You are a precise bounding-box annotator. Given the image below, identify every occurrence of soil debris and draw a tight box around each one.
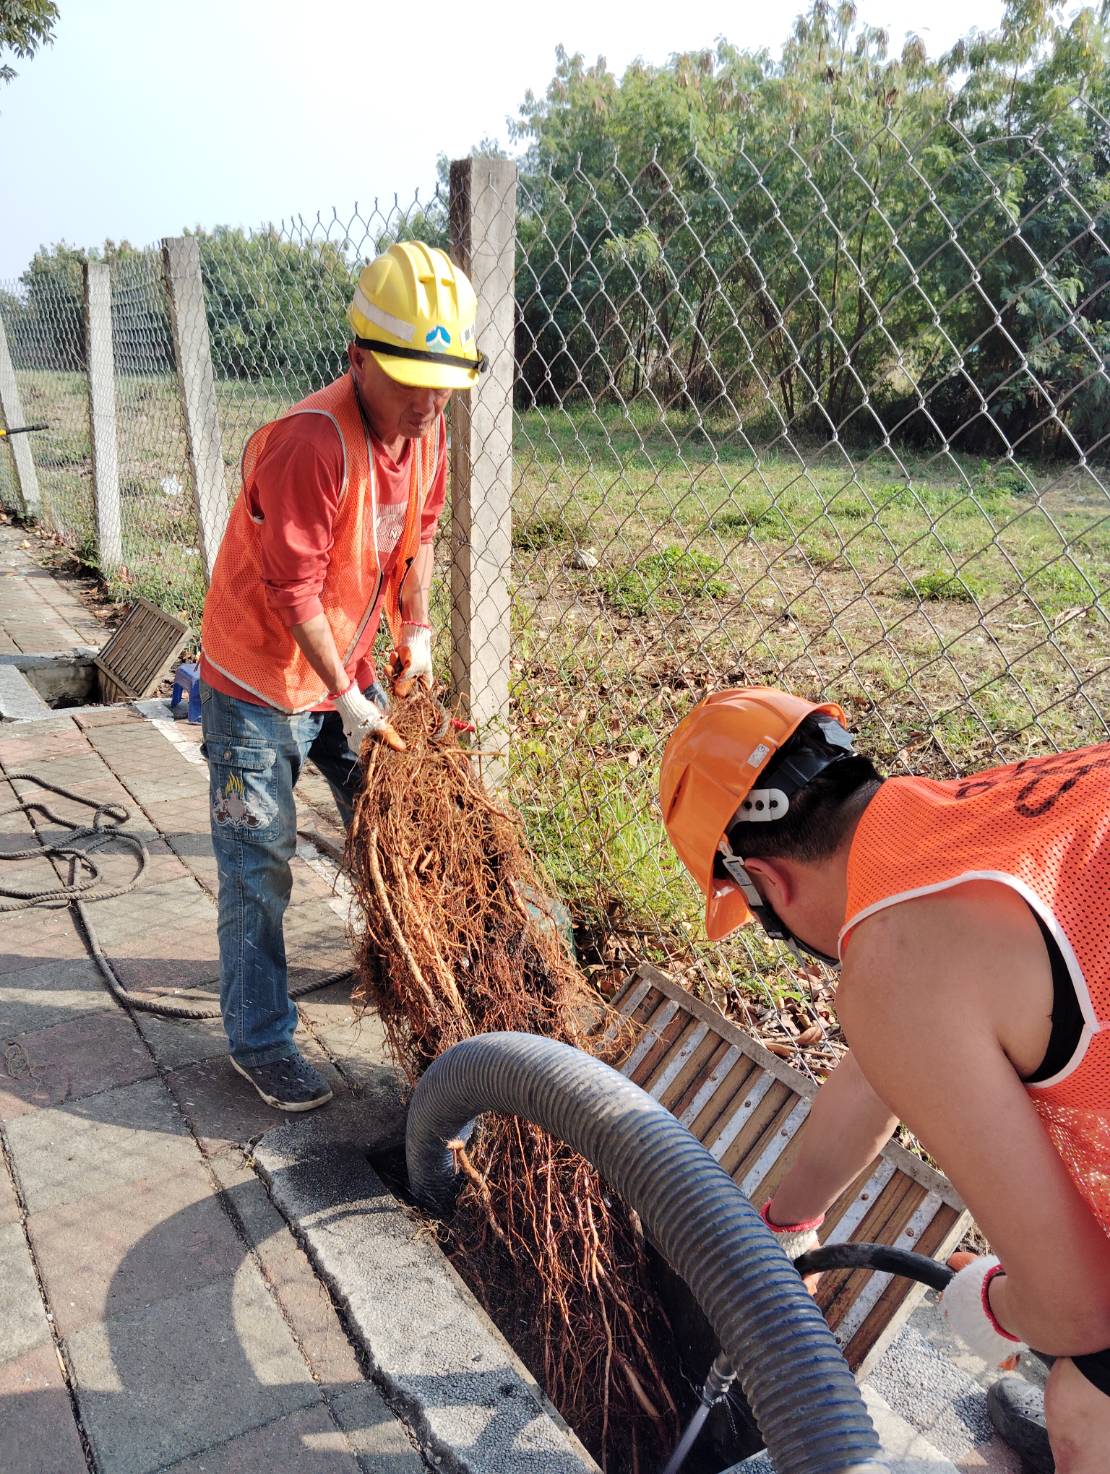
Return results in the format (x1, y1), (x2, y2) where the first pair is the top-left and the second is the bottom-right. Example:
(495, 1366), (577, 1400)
(347, 693), (677, 1469)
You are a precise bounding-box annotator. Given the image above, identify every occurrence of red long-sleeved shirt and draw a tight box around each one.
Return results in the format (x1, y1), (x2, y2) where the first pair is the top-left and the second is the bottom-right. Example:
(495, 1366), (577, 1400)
(200, 411), (446, 709)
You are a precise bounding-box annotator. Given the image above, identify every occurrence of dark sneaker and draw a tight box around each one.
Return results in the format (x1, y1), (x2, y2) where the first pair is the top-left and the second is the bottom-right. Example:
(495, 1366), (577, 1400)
(230, 1052), (333, 1111)
(988, 1374), (1053, 1473)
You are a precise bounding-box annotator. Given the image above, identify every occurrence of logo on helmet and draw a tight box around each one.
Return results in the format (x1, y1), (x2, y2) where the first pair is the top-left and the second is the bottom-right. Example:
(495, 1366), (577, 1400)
(425, 325), (452, 348)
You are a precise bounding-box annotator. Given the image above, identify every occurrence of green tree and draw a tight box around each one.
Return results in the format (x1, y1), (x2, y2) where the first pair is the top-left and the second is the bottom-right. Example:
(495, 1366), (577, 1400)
(0, 0), (58, 85)
(510, 1), (1108, 456)
(196, 227), (358, 388)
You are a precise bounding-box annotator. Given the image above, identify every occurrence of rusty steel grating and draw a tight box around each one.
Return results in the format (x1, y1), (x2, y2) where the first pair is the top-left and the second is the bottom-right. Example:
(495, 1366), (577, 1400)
(94, 598), (190, 704)
(615, 965), (969, 1376)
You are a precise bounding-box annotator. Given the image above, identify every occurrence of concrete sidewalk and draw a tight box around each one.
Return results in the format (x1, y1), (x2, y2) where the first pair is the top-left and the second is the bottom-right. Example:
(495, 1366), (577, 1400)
(0, 521), (433, 1472)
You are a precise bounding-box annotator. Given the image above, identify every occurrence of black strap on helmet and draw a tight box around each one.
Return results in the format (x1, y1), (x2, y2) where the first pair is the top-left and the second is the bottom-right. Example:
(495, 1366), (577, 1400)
(355, 336), (488, 374)
(717, 714), (859, 969)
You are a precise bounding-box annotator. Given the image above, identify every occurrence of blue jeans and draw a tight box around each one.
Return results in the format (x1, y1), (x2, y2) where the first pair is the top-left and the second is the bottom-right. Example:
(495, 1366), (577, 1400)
(199, 679), (383, 1065)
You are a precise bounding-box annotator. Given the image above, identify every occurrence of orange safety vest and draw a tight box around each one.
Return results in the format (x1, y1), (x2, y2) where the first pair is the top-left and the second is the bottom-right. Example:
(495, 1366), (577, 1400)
(841, 745), (1110, 1235)
(201, 374), (440, 713)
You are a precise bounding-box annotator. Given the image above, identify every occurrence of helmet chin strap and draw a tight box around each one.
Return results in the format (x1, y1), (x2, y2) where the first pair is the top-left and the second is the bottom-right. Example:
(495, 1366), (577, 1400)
(718, 847), (841, 969)
(716, 713), (856, 969)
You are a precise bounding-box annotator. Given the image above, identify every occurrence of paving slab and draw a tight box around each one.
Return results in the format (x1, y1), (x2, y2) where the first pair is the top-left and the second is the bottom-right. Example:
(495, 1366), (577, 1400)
(133, 1010), (230, 1070)
(331, 1384), (430, 1474)
(869, 1302), (1023, 1472)
(66, 1269), (321, 1474)
(206, 1154), (367, 1398)
(164, 1402), (365, 1474)
(4, 1074), (197, 1212)
(0, 665), (53, 721)
(254, 1100), (597, 1474)
(0, 1006), (156, 1120)
(0, 907), (85, 975)
(28, 1160), (247, 1337)
(0, 1220), (51, 1362)
(0, 956), (114, 1036)
(0, 1157), (19, 1225)
(0, 1340), (88, 1474)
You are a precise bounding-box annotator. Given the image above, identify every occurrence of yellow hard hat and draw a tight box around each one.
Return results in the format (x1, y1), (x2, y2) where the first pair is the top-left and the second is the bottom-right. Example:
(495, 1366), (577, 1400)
(347, 241), (486, 391)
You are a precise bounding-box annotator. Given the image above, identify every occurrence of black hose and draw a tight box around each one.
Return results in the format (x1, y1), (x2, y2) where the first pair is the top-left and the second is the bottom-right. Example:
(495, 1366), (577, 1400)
(405, 1031), (889, 1474)
(2, 774), (347, 1019)
(795, 1242), (954, 1293)
(795, 1241), (1054, 1369)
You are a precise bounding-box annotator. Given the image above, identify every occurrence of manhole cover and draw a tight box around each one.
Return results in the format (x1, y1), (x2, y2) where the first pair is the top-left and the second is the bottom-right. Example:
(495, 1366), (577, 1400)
(95, 598), (191, 703)
(616, 964), (970, 1375)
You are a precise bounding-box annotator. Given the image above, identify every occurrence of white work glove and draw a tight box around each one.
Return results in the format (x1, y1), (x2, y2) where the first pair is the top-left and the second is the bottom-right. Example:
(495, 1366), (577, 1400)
(333, 680), (405, 753)
(760, 1199), (823, 1259)
(390, 623), (433, 699)
(941, 1254), (1027, 1367)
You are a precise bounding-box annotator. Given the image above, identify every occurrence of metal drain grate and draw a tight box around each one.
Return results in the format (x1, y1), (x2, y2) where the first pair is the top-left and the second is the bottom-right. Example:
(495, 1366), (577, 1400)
(95, 598), (191, 704)
(615, 964), (969, 1375)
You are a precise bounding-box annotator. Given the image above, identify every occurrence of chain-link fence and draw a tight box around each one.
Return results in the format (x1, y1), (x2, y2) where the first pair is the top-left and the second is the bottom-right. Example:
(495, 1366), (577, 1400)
(0, 260), (92, 549)
(506, 95), (1109, 1010)
(0, 91), (1106, 1019)
(0, 191), (449, 623)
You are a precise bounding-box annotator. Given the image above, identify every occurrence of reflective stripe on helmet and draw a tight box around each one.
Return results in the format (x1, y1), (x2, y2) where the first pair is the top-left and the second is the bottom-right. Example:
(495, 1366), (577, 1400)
(351, 289), (416, 343)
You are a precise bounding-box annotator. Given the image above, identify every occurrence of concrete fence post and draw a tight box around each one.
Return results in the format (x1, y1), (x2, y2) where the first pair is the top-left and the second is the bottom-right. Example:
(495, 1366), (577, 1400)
(0, 311), (42, 519)
(83, 260), (123, 572)
(448, 157), (518, 771)
(162, 236), (229, 581)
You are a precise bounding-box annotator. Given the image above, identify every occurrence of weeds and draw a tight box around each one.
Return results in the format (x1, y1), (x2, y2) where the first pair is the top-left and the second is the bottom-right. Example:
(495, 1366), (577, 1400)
(596, 544), (729, 615)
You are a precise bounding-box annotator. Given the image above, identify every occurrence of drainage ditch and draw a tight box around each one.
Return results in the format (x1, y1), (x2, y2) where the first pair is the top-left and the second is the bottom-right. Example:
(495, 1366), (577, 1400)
(0, 651), (111, 720)
(368, 1140), (764, 1474)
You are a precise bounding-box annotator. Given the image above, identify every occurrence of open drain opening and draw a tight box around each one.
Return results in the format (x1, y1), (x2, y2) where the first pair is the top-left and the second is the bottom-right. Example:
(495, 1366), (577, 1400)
(0, 601), (192, 723)
(21, 657), (100, 709)
(366, 1139), (761, 1474)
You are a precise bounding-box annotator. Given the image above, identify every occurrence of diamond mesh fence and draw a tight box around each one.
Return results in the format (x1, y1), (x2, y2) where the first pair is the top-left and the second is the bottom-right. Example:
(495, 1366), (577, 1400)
(507, 99), (1109, 1016)
(0, 99), (1106, 1024)
(0, 260), (92, 544)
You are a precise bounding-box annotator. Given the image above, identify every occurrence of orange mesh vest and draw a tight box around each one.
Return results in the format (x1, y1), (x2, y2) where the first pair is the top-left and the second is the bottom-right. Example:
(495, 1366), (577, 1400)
(201, 374), (440, 713)
(841, 746), (1110, 1234)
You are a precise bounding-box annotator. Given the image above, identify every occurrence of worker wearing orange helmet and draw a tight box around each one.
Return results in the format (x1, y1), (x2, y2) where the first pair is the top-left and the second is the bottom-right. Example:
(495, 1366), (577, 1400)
(661, 689), (1110, 1473)
(199, 242), (484, 1112)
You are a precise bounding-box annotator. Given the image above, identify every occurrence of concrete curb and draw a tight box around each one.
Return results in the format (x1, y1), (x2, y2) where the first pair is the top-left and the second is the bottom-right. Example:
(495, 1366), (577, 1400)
(0, 665), (53, 721)
(253, 1099), (599, 1474)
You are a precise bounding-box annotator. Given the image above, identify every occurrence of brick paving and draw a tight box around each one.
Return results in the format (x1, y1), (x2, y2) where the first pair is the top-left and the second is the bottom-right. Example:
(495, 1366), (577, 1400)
(0, 526), (428, 1473)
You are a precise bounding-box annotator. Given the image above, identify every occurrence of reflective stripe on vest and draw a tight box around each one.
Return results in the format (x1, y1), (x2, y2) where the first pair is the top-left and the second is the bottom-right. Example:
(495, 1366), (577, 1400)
(841, 746), (1110, 1236)
(201, 374), (440, 713)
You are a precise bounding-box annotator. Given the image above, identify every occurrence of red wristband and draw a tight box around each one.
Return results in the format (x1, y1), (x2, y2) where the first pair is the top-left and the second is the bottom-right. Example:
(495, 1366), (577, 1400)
(981, 1263), (1020, 1341)
(401, 621), (431, 630)
(760, 1199), (825, 1234)
(327, 679), (356, 701)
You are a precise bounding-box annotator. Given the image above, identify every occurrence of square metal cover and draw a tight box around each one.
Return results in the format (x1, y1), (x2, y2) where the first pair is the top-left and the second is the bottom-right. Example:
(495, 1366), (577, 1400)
(95, 598), (191, 704)
(615, 964), (969, 1376)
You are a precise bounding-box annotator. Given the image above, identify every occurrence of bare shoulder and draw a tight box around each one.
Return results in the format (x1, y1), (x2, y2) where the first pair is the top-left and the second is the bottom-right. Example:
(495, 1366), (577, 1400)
(840, 879), (1050, 1065)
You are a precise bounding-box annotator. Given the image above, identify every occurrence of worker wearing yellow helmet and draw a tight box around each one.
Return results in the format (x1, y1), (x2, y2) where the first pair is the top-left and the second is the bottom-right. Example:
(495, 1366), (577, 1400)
(199, 241), (484, 1112)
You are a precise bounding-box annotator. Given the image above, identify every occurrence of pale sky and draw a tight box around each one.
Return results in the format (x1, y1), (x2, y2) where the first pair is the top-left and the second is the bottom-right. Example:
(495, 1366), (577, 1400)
(2, 0), (1020, 281)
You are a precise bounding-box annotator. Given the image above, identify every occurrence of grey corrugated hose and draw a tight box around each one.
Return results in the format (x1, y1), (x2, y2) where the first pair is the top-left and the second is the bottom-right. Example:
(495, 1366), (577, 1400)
(405, 1031), (891, 1474)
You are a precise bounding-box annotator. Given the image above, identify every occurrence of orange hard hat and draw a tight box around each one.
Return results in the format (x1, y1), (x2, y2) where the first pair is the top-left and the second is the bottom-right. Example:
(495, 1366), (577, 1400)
(659, 687), (848, 941)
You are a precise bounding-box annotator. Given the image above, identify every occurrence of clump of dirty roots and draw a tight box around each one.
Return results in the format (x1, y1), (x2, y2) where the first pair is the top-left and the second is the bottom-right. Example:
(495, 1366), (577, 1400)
(347, 692), (677, 1470)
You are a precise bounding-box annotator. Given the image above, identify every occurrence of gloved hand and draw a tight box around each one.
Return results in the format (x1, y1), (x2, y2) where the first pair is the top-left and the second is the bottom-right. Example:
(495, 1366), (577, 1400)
(391, 623), (433, 699)
(332, 680), (405, 753)
(761, 1200), (824, 1294)
(941, 1253), (1027, 1367)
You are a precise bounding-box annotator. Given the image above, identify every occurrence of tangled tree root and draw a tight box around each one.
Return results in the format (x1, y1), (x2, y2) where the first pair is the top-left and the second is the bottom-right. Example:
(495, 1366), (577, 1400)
(347, 694), (677, 1470)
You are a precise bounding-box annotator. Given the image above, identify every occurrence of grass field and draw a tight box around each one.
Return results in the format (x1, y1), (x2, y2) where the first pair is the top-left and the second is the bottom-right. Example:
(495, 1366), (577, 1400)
(4, 369), (1107, 1013)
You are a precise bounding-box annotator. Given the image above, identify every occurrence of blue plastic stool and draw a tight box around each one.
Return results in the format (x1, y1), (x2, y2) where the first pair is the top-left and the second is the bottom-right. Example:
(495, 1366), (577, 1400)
(170, 661), (202, 723)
